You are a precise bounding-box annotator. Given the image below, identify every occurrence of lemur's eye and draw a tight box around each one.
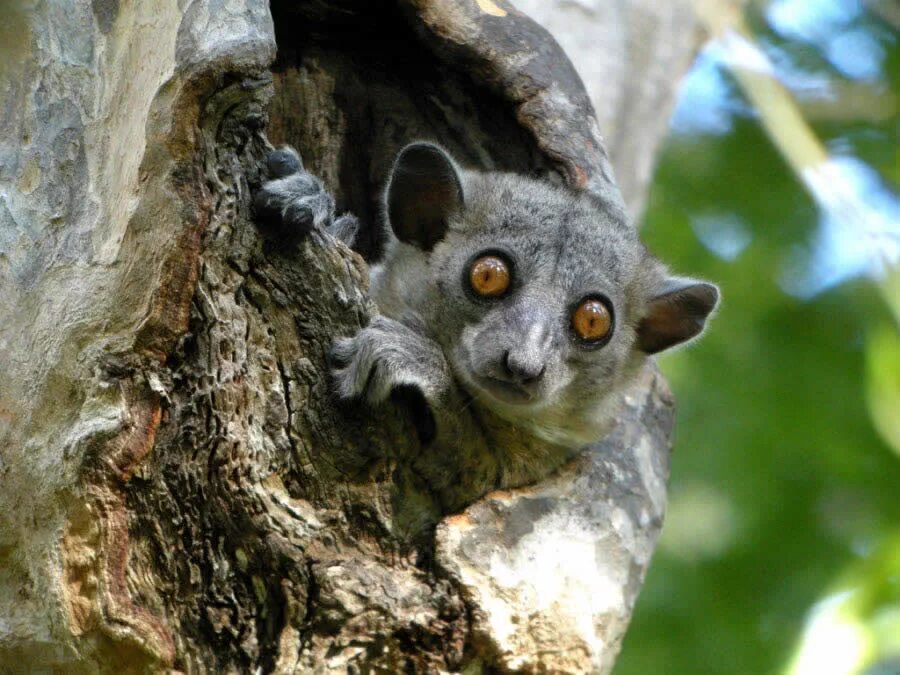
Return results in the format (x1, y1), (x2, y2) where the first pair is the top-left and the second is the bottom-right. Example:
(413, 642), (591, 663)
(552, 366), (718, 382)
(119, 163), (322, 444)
(572, 298), (613, 343)
(469, 255), (511, 297)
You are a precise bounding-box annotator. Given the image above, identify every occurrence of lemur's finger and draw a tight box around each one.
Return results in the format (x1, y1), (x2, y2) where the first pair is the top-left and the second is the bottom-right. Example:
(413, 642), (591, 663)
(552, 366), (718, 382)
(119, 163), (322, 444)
(252, 188), (284, 231)
(282, 201), (315, 232)
(327, 340), (353, 369)
(329, 214), (359, 247)
(266, 146), (302, 178)
(298, 193), (335, 229)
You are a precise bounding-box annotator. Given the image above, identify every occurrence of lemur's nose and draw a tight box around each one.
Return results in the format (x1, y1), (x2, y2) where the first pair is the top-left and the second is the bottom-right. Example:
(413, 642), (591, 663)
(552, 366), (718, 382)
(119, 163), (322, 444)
(502, 350), (546, 385)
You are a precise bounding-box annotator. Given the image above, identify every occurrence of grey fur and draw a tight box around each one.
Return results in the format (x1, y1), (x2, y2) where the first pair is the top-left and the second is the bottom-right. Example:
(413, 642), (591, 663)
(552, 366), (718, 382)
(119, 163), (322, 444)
(255, 143), (718, 517)
(254, 146), (358, 246)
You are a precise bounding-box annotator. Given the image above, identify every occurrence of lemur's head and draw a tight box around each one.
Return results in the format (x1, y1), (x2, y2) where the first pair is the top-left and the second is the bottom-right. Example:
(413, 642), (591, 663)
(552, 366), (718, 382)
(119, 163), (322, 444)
(384, 143), (718, 444)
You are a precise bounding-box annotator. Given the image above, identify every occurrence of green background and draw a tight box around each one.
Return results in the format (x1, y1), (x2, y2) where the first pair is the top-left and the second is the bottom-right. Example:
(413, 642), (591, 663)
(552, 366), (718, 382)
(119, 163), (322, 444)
(616, 1), (899, 673)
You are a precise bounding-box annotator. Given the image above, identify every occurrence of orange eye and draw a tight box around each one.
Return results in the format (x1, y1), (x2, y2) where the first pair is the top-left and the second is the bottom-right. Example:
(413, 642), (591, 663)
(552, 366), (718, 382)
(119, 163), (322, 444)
(572, 298), (612, 342)
(469, 255), (511, 297)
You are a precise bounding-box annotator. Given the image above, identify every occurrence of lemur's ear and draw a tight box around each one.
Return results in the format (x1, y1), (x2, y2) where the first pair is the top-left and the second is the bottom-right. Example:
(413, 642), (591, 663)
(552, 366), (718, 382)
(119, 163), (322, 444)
(637, 278), (719, 354)
(387, 142), (463, 250)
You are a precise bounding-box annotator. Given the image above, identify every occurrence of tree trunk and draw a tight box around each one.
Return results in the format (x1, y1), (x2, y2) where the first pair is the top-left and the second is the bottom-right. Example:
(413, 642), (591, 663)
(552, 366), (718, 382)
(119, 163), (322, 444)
(0, 0), (700, 672)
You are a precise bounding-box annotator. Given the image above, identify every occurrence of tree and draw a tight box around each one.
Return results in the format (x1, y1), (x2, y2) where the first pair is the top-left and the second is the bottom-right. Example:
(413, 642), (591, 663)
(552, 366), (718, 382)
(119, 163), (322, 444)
(0, 0), (702, 671)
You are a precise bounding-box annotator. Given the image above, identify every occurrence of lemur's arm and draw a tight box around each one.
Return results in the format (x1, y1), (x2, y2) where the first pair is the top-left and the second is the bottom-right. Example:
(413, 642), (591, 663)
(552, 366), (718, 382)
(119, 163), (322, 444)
(254, 147), (359, 246)
(254, 147), (458, 447)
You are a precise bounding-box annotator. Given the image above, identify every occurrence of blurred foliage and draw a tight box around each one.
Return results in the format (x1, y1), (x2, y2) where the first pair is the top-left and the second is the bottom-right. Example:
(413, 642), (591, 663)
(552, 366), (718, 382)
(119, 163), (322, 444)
(615, 1), (899, 673)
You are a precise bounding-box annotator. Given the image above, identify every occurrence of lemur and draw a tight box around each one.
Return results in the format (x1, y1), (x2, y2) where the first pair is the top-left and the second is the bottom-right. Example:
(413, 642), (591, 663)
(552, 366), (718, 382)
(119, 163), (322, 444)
(254, 143), (718, 524)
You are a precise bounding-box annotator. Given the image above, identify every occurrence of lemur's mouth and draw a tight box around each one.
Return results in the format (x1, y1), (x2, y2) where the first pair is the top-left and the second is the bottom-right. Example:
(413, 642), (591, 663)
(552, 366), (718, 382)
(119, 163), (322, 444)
(471, 375), (539, 406)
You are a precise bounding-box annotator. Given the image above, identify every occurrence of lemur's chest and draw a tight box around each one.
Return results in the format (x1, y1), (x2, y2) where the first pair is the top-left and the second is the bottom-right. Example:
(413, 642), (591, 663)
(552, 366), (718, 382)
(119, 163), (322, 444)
(460, 399), (579, 489)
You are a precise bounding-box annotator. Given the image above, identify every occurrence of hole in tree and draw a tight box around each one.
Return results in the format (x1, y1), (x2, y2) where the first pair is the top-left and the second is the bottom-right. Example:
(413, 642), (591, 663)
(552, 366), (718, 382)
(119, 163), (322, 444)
(267, 0), (547, 259)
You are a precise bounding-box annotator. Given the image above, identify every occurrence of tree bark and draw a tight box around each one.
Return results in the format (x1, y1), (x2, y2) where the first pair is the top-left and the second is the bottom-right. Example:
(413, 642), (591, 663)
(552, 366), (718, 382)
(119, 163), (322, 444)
(0, 0), (699, 672)
(511, 0), (705, 222)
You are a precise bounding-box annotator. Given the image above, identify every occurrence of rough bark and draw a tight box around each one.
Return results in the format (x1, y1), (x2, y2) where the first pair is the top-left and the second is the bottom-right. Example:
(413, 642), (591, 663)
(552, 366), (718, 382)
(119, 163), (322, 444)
(0, 0), (698, 672)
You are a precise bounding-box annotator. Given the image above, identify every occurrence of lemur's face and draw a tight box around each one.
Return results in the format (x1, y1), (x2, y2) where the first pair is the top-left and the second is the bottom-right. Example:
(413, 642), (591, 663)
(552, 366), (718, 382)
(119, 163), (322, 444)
(385, 143), (718, 438)
(428, 175), (645, 417)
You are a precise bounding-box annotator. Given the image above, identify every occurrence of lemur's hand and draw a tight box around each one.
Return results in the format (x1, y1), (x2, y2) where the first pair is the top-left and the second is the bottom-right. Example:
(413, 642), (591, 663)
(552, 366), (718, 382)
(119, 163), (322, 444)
(253, 146), (358, 246)
(330, 316), (452, 405)
(330, 316), (455, 445)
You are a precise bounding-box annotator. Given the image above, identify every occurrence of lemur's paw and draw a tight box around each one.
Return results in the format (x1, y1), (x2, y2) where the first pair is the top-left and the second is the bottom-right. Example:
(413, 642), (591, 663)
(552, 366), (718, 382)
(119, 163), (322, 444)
(329, 317), (430, 405)
(330, 320), (394, 405)
(254, 146), (359, 246)
(254, 146), (336, 239)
